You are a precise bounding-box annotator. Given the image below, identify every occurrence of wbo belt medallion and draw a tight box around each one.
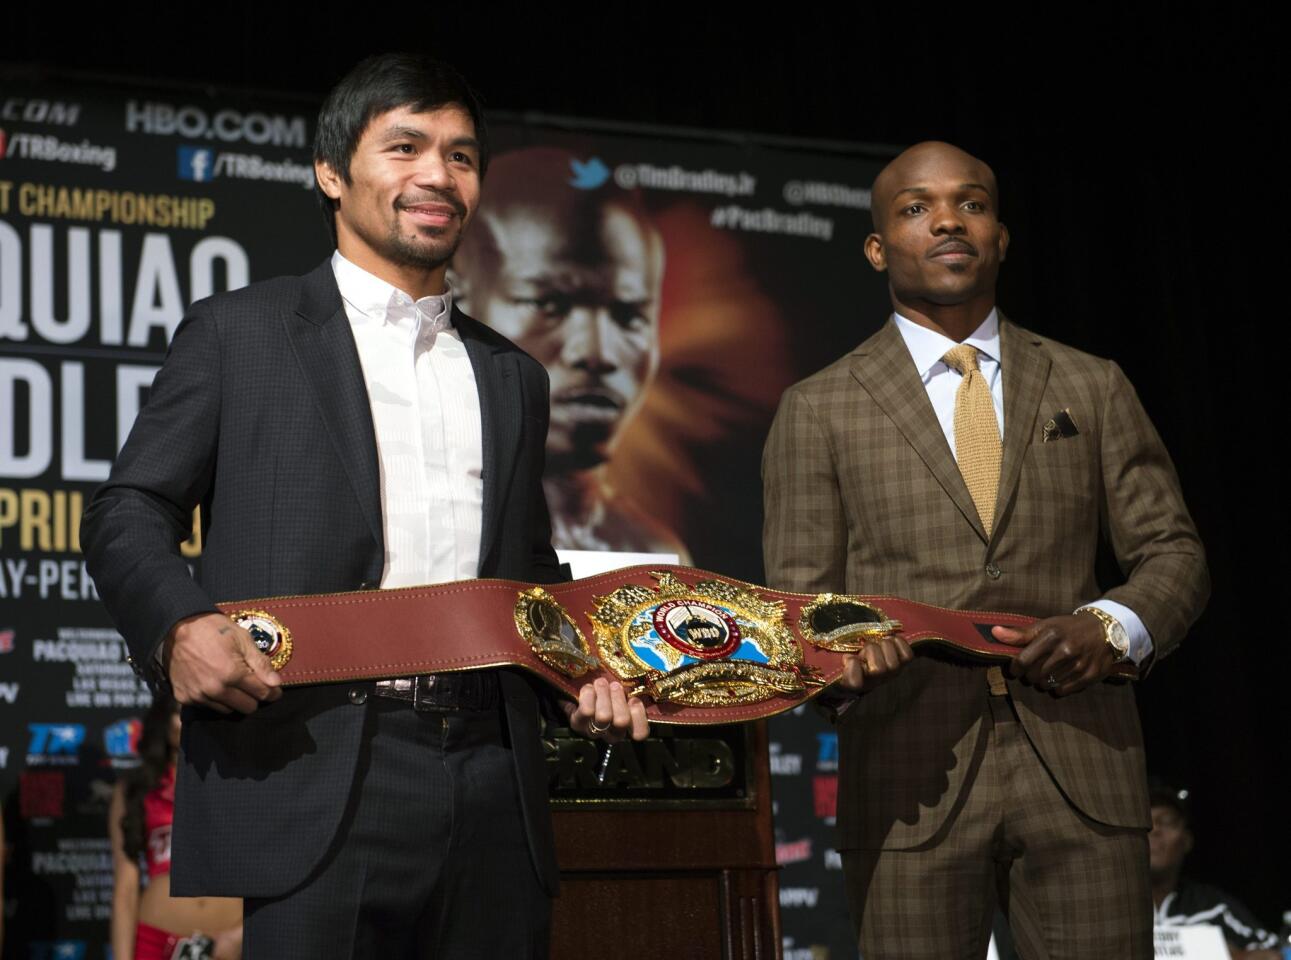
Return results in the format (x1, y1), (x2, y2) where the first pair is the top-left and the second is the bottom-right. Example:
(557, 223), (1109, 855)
(797, 593), (904, 651)
(519, 570), (824, 708)
(515, 586), (601, 678)
(228, 609), (293, 671)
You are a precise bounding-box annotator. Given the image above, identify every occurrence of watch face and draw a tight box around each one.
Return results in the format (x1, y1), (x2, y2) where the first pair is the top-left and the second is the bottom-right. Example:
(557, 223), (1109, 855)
(1106, 621), (1130, 658)
(1083, 607), (1129, 659)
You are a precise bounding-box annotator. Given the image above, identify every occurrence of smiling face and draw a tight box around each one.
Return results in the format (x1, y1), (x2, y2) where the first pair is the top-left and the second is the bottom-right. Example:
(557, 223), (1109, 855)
(315, 104), (481, 290)
(464, 196), (661, 472)
(864, 142), (1009, 317)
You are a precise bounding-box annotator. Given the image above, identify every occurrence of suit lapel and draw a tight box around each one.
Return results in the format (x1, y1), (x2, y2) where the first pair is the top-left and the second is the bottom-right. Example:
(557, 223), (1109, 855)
(850, 319), (988, 541)
(993, 318), (1052, 543)
(456, 308), (523, 571)
(283, 260), (384, 555)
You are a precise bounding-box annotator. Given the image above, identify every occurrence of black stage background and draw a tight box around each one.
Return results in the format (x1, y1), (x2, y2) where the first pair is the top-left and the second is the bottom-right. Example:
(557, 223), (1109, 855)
(4, 5), (1286, 955)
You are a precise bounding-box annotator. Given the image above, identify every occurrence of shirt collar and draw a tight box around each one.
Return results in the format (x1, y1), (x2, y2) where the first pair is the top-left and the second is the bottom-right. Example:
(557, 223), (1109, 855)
(331, 250), (455, 338)
(893, 308), (1000, 379)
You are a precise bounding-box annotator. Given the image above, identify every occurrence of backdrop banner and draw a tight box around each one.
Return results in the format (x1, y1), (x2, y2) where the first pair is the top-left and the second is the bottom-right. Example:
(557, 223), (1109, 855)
(1, 73), (891, 959)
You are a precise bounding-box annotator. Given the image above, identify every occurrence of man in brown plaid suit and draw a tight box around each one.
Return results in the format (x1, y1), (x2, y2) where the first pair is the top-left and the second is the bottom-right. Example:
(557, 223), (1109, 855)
(762, 142), (1208, 958)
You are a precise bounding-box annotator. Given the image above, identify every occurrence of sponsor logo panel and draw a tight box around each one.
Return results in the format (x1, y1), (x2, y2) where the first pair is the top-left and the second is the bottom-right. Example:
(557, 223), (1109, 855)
(783, 179), (871, 209)
(0, 185), (215, 228)
(126, 101), (308, 147)
(20, 769), (65, 818)
(76, 777), (117, 815)
(27, 722), (86, 764)
(102, 717), (142, 760)
(816, 731), (838, 771)
(769, 741), (803, 775)
(776, 837), (813, 865)
(0, 557), (102, 603)
(177, 145), (213, 182)
(1, 98), (81, 126)
(614, 162), (756, 197)
(29, 628), (151, 710)
(29, 941), (88, 960)
(813, 774), (838, 819)
(1, 133), (116, 172)
(779, 886), (820, 909)
(782, 941), (831, 960)
(32, 837), (115, 922)
(176, 146), (314, 189)
(568, 156), (610, 189)
(709, 204), (833, 241)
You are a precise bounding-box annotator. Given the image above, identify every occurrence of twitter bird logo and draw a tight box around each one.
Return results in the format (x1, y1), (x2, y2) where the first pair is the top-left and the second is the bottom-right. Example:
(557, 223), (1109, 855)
(569, 156), (611, 190)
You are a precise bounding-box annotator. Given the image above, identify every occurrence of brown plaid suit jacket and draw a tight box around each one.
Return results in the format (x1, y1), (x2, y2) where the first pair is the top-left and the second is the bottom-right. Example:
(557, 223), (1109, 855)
(763, 316), (1208, 850)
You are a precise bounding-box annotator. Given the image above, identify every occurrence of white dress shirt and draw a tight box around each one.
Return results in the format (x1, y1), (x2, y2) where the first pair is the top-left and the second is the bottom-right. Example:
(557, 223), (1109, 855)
(332, 251), (483, 589)
(893, 311), (1152, 664)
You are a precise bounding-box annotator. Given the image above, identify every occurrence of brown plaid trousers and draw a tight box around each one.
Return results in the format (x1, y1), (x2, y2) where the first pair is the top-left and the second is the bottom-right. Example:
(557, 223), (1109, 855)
(762, 317), (1209, 956)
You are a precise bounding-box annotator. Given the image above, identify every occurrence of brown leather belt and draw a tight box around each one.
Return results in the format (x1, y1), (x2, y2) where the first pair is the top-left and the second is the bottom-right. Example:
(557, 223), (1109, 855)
(217, 565), (1135, 725)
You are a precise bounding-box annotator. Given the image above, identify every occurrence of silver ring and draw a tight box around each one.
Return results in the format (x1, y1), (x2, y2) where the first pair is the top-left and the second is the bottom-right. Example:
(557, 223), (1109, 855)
(1045, 674), (1059, 688)
(588, 719), (610, 735)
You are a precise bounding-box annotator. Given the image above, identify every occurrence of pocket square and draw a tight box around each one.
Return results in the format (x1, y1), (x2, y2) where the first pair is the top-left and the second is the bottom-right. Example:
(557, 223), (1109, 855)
(1042, 408), (1080, 442)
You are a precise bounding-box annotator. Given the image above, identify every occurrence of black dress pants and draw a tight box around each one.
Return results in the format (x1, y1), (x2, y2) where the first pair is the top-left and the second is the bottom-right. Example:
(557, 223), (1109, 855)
(243, 696), (551, 959)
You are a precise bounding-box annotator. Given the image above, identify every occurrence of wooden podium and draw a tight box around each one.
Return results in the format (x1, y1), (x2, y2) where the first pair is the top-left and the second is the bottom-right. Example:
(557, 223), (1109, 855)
(546, 721), (780, 959)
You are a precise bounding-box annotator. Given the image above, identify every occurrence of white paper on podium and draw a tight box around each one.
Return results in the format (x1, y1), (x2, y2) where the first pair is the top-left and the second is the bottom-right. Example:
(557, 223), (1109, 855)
(1154, 924), (1232, 960)
(555, 549), (681, 579)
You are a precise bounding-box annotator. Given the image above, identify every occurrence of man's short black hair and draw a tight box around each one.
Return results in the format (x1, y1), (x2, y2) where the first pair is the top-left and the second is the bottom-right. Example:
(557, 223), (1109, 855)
(1148, 776), (1191, 825)
(313, 52), (489, 242)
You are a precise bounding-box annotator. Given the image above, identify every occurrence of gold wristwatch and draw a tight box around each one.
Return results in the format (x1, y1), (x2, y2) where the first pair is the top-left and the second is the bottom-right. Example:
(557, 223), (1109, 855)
(1077, 606), (1130, 662)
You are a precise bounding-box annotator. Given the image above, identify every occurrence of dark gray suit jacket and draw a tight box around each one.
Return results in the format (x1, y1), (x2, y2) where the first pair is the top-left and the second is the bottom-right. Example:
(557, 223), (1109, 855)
(82, 259), (566, 898)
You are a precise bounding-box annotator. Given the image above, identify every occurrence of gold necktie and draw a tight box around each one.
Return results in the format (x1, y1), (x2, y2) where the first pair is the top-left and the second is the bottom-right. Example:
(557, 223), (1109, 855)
(942, 344), (1002, 537)
(942, 344), (1008, 694)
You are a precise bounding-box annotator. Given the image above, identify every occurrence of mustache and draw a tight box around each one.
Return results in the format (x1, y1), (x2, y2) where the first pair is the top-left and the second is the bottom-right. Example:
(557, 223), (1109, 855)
(396, 191), (467, 218)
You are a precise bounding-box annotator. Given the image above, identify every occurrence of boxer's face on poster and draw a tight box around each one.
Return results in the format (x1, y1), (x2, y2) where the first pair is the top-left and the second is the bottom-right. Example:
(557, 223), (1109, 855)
(473, 204), (660, 469)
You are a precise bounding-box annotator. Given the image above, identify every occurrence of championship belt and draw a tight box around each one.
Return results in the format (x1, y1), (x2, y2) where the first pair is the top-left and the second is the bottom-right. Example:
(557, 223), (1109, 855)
(219, 565), (1136, 724)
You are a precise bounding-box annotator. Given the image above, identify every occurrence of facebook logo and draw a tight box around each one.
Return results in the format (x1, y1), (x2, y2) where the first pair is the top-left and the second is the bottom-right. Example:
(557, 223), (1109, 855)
(177, 145), (213, 182)
(28, 723), (86, 756)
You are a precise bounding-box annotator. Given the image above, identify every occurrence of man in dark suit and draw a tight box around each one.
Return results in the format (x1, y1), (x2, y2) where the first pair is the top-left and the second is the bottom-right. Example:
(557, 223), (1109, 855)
(83, 54), (645, 959)
(763, 142), (1208, 958)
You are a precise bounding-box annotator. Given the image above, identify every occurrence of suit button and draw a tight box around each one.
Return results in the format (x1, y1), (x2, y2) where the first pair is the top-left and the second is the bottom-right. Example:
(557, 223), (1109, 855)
(985, 562), (1002, 580)
(348, 687), (368, 705)
(358, 580), (376, 591)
